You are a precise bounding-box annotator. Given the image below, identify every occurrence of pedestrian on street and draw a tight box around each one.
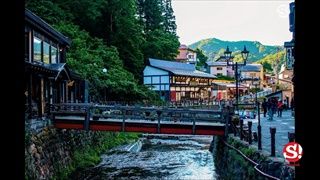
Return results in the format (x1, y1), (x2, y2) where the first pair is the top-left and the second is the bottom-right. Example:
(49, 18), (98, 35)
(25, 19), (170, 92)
(272, 98), (278, 116)
(262, 98), (268, 117)
(267, 98), (274, 120)
(277, 100), (284, 117)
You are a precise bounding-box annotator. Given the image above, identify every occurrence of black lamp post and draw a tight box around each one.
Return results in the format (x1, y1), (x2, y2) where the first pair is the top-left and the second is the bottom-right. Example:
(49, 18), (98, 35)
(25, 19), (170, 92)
(102, 68), (108, 102)
(241, 46), (249, 66)
(223, 46), (249, 111)
(253, 78), (262, 150)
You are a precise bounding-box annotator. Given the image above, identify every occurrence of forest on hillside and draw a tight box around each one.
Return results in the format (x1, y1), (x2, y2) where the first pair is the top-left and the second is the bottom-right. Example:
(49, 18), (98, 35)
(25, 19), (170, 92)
(189, 38), (286, 74)
(26, 0), (180, 103)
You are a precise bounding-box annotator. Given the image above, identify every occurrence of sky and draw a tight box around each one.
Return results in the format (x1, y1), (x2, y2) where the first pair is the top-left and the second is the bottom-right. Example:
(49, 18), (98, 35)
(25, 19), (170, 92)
(172, 0), (293, 46)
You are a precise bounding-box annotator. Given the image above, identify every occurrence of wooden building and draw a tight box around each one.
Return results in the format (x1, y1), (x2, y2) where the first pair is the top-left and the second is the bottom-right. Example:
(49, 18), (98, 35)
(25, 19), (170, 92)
(143, 58), (216, 104)
(25, 9), (86, 119)
(212, 82), (249, 101)
(175, 44), (197, 64)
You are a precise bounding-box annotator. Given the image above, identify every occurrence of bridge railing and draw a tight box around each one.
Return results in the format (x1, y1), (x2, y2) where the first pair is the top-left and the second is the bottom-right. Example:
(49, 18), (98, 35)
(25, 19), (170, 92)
(51, 103), (226, 123)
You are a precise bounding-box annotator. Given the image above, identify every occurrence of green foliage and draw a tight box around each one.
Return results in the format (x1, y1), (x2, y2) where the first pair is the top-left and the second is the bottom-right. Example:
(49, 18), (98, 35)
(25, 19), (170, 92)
(25, 0), (75, 24)
(195, 48), (208, 69)
(256, 50), (286, 73)
(53, 132), (140, 179)
(137, 0), (180, 63)
(26, 0), (178, 103)
(143, 29), (180, 61)
(261, 61), (273, 72)
(215, 74), (235, 81)
(163, 0), (177, 34)
(102, 0), (145, 80)
(189, 38), (284, 63)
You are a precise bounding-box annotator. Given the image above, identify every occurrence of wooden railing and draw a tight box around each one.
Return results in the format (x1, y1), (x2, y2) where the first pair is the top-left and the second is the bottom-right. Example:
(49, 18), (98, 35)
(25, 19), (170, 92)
(52, 103), (225, 122)
(50, 103), (229, 133)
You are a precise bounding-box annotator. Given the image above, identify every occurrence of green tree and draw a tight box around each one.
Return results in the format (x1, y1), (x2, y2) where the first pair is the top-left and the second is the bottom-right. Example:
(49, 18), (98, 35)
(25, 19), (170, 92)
(85, 0), (145, 80)
(25, 0), (161, 103)
(195, 48), (208, 69)
(143, 29), (179, 62)
(162, 0), (177, 34)
(138, 0), (164, 32)
(137, 0), (179, 62)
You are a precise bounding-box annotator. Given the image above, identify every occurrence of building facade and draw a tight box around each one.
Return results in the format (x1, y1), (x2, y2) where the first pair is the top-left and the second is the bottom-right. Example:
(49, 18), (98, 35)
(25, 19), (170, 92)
(283, 1), (295, 107)
(206, 61), (234, 77)
(144, 58), (216, 104)
(175, 44), (197, 64)
(25, 9), (86, 119)
(240, 64), (264, 88)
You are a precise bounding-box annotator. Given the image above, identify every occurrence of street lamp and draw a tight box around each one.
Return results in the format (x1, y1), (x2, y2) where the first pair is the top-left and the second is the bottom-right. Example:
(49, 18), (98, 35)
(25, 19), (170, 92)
(222, 46), (249, 110)
(102, 68), (108, 102)
(252, 77), (262, 150)
(241, 46), (249, 66)
(224, 46), (232, 64)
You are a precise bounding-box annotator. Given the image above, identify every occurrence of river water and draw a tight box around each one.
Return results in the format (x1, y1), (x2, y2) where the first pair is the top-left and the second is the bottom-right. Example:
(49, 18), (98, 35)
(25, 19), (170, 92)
(72, 135), (218, 180)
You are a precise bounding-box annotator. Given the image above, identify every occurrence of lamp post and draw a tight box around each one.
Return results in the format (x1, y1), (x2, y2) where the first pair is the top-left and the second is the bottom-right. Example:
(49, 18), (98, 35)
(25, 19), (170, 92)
(253, 78), (262, 150)
(102, 68), (108, 102)
(223, 46), (249, 111)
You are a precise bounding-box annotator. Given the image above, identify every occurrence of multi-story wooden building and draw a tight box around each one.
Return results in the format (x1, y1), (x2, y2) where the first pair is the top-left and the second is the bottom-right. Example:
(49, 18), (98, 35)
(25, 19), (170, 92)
(25, 9), (86, 119)
(143, 58), (216, 104)
(175, 44), (197, 64)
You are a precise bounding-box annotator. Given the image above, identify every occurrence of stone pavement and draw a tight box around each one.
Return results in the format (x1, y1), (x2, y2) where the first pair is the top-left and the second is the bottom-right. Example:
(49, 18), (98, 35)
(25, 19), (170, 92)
(242, 110), (295, 157)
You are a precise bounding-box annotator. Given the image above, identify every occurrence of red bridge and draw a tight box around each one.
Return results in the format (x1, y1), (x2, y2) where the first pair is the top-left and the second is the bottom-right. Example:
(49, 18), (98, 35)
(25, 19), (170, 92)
(51, 104), (231, 136)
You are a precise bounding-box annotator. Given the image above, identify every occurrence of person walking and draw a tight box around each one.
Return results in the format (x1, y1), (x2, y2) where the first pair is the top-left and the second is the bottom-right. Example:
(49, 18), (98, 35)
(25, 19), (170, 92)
(262, 98), (268, 117)
(267, 98), (274, 120)
(277, 100), (284, 117)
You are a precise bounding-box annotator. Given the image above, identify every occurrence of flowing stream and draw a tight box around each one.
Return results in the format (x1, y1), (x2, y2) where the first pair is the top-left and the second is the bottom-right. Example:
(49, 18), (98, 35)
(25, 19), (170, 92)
(72, 135), (218, 180)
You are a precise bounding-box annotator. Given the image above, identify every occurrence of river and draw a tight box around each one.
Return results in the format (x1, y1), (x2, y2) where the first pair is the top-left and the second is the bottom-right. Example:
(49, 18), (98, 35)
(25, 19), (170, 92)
(72, 135), (218, 179)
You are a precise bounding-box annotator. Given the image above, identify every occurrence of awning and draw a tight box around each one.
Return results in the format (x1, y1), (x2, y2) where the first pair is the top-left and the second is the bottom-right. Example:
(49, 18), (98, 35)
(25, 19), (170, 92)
(25, 61), (71, 81)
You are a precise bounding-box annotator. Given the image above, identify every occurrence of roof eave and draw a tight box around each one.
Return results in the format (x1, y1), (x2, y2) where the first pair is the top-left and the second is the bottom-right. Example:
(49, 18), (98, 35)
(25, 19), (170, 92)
(25, 9), (71, 46)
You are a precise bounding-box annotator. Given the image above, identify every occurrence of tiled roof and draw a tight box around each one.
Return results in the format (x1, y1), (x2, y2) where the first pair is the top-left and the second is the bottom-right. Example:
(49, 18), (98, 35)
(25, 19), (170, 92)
(240, 64), (262, 72)
(150, 58), (195, 71)
(149, 58), (216, 78)
(206, 61), (228, 66)
(25, 9), (71, 45)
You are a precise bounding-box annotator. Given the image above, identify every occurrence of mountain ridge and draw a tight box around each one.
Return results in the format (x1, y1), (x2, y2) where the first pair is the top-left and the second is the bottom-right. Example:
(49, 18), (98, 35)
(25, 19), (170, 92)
(188, 37), (284, 63)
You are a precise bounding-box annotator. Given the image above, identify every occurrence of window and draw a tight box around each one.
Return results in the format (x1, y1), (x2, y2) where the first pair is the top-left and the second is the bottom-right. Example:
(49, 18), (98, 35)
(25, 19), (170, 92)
(33, 37), (42, 61)
(51, 46), (58, 63)
(43, 42), (50, 64)
(25, 32), (29, 61)
(217, 67), (223, 70)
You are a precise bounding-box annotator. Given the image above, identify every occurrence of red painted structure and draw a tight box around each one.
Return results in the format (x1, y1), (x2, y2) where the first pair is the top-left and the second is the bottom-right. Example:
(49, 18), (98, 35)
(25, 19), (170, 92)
(53, 118), (225, 136)
(50, 103), (228, 136)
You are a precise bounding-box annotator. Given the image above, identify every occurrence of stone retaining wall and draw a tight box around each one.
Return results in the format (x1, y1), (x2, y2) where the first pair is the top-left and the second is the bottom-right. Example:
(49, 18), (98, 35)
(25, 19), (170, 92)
(212, 136), (295, 180)
(24, 124), (135, 179)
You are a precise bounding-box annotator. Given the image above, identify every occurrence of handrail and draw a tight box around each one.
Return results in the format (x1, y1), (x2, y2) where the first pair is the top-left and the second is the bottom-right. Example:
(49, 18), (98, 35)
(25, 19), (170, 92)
(52, 103), (226, 123)
(223, 140), (280, 180)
